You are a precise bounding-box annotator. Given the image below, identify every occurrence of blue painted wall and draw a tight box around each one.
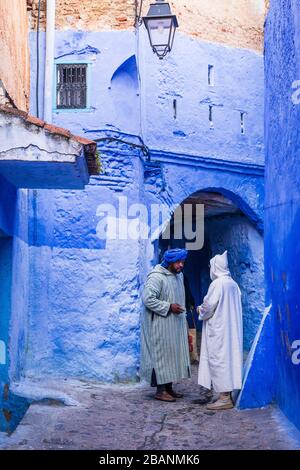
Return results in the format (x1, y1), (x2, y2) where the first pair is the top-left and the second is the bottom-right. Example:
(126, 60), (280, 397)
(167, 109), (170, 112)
(29, 31), (140, 135)
(0, 175), (16, 237)
(238, 0), (300, 430)
(140, 31), (264, 165)
(0, 187), (30, 433)
(0, 236), (13, 431)
(25, 29), (265, 384)
(29, 29), (264, 164)
(22, 141), (264, 382)
(264, 0), (300, 430)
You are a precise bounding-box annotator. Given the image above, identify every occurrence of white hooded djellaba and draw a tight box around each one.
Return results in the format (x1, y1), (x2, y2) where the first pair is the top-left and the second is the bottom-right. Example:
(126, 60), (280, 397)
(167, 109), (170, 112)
(197, 251), (243, 393)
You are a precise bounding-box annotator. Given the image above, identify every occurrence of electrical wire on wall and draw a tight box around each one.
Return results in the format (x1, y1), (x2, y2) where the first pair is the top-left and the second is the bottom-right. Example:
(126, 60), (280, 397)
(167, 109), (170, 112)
(36, 0), (41, 118)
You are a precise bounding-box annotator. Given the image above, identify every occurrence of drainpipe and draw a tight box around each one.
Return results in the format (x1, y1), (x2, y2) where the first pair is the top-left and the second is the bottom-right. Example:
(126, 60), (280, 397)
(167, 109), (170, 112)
(43, 0), (56, 123)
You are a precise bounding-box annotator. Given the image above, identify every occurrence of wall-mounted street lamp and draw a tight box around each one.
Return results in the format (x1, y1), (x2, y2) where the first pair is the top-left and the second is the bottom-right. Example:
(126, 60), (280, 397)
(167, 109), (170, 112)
(136, 0), (179, 60)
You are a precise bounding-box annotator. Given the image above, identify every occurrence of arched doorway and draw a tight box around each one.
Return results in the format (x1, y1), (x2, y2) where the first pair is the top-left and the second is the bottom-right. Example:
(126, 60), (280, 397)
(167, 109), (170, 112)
(158, 189), (264, 357)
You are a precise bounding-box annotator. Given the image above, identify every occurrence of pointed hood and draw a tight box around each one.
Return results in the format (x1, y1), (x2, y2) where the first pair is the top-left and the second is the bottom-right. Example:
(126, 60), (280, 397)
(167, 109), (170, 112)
(209, 251), (231, 281)
(148, 264), (174, 277)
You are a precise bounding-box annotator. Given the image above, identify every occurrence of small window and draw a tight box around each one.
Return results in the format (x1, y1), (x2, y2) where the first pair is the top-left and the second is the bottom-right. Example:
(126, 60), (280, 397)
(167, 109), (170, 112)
(56, 63), (87, 109)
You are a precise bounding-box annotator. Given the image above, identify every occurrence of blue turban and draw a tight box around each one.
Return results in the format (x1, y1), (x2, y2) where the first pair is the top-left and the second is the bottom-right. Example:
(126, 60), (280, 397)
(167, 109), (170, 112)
(161, 248), (188, 268)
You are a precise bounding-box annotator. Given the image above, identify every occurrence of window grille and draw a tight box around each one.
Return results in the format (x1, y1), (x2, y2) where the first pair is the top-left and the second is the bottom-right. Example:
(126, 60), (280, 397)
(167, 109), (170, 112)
(56, 64), (87, 109)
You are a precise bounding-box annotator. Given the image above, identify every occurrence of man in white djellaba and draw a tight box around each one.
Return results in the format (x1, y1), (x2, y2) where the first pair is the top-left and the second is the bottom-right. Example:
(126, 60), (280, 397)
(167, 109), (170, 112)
(196, 251), (243, 410)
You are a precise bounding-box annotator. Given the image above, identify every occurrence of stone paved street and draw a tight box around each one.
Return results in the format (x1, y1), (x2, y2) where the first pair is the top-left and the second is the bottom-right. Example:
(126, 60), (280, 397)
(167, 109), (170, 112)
(1, 366), (300, 450)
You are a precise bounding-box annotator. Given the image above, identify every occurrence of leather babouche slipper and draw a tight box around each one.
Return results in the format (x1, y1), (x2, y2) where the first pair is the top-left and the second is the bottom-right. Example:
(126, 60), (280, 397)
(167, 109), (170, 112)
(154, 391), (176, 402)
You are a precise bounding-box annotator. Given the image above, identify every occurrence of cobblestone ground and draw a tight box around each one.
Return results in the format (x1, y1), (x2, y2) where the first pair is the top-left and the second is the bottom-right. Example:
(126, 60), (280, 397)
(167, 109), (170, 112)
(1, 366), (300, 450)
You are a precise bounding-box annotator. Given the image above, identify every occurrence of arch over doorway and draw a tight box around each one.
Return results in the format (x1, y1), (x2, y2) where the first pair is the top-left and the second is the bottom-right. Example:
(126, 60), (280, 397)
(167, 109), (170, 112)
(156, 187), (264, 357)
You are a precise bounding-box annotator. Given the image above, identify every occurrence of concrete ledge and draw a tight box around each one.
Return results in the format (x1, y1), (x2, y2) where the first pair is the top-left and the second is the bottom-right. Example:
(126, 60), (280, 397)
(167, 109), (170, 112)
(0, 105), (98, 189)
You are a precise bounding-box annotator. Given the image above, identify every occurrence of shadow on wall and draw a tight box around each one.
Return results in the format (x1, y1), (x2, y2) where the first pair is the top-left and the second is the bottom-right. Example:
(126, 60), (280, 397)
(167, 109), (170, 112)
(110, 55), (139, 132)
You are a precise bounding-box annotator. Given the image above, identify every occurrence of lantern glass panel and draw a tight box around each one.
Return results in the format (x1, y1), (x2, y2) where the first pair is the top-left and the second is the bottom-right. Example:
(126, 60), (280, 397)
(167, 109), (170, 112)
(147, 17), (172, 47)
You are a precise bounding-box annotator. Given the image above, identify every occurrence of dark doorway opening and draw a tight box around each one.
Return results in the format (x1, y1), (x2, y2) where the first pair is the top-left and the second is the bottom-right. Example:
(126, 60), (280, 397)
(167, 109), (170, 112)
(158, 191), (264, 357)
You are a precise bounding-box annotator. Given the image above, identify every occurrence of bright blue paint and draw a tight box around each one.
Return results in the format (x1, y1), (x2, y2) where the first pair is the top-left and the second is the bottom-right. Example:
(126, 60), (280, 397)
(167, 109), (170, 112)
(173, 130), (186, 137)
(111, 55), (139, 89)
(21, 138), (264, 383)
(237, 0), (300, 431)
(0, 233), (29, 433)
(0, 176), (16, 237)
(23, 31), (265, 388)
(139, 30), (264, 165)
(30, 31), (140, 134)
(0, 237), (12, 384)
(264, 0), (300, 430)
(238, 307), (275, 408)
(0, 189), (31, 432)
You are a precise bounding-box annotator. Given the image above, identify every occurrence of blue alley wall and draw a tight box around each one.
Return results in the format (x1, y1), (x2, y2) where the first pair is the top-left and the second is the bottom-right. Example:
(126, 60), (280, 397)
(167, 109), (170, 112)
(22, 141), (264, 382)
(0, 182), (30, 433)
(140, 31), (264, 165)
(26, 30), (265, 385)
(238, 0), (300, 431)
(0, 236), (13, 431)
(29, 29), (264, 164)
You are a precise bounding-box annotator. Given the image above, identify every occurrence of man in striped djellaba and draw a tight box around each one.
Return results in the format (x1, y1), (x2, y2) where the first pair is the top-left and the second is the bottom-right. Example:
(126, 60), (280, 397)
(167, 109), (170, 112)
(140, 248), (191, 402)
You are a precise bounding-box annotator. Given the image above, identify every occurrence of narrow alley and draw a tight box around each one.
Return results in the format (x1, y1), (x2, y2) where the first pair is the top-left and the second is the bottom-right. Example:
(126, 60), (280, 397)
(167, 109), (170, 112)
(1, 367), (299, 450)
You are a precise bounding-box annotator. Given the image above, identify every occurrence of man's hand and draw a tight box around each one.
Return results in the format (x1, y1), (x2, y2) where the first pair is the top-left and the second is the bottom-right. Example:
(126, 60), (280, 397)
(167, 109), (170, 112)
(170, 303), (185, 314)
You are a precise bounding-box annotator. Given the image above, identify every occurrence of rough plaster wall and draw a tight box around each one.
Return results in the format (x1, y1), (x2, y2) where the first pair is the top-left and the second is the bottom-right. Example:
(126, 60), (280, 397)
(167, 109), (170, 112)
(29, 30), (140, 134)
(22, 135), (264, 382)
(206, 214), (264, 352)
(145, 0), (266, 51)
(27, 0), (265, 50)
(9, 190), (30, 383)
(0, 0), (30, 111)
(27, 0), (136, 31)
(140, 34), (264, 165)
(0, 186), (30, 433)
(238, 0), (300, 423)
(24, 144), (144, 382)
(257, 0), (300, 428)
(29, 30), (264, 165)
(26, 11), (264, 383)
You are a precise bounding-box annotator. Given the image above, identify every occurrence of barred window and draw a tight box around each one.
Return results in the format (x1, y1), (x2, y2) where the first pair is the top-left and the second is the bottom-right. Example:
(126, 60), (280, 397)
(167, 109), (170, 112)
(56, 64), (87, 109)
